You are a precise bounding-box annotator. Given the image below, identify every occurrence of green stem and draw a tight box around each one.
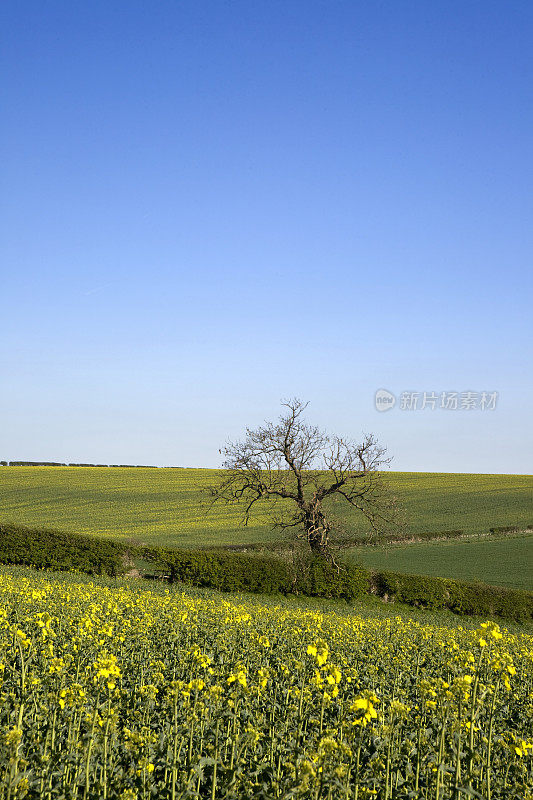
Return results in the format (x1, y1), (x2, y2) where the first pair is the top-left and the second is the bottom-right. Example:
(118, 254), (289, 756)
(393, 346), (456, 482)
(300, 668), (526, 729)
(486, 677), (500, 800)
(211, 718), (219, 800)
(84, 693), (100, 800)
(454, 702), (462, 799)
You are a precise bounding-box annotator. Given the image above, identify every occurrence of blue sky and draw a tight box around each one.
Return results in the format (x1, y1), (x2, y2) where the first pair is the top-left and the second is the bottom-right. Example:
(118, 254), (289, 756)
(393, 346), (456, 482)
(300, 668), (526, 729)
(1, 1), (532, 472)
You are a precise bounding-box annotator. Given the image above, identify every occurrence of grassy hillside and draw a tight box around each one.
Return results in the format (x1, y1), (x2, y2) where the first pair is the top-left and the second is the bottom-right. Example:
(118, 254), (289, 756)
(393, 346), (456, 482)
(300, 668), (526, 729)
(348, 531), (533, 591)
(0, 466), (531, 548)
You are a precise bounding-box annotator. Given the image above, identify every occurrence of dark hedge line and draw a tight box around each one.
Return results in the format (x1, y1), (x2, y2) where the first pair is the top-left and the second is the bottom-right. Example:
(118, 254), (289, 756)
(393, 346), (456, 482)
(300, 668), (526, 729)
(7, 461), (67, 466)
(489, 525), (533, 534)
(0, 462), (159, 467)
(370, 571), (533, 621)
(202, 530), (466, 552)
(341, 529), (466, 546)
(1, 523), (531, 621)
(144, 546), (371, 600)
(0, 523), (128, 575)
(205, 524), (533, 553)
(146, 546), (533, 621)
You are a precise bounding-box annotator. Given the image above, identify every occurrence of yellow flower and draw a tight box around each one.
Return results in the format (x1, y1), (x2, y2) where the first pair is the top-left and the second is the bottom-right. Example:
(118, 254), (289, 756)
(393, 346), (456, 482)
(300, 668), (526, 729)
(307, 640), (329, 666)
(351, 695), (378, 726)
(257, 668), (269, 688)
(94, 653), (121, 686)
(390, 700), (411, 718)
(227, 669), (247, 688)
(5, 726), (23, 748)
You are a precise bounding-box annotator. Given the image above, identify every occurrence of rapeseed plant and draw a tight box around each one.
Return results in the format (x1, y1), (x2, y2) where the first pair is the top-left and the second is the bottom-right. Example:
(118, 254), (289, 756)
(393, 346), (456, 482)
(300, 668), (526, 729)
(0, 567), (531, 799)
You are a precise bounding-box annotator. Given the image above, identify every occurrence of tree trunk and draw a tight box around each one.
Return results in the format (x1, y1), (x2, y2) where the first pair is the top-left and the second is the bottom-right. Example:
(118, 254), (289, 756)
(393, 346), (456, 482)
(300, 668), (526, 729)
(303, 507), (330, 557)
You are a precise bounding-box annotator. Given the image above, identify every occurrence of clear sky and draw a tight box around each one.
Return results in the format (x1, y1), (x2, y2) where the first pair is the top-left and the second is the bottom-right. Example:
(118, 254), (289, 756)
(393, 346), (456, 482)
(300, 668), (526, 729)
(1, 1), (532, 472)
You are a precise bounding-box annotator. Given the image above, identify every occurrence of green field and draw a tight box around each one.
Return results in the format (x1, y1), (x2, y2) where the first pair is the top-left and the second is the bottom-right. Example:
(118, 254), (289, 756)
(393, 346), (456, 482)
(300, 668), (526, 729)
(348, 531), (533, 591)
(1, 467), (531, 549)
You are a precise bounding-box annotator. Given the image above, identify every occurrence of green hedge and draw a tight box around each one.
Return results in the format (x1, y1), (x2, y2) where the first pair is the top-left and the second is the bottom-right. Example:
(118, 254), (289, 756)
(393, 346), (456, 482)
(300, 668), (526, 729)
(143, 547), (371, 600)
(0, 523), (531, 621)
(8, 461), (67, 466)
(302, 559), (370, 599)
(489, 525), (532, 534)
(370, 571), (533, 621)
(208, 525), (533, 553)
(145, 548), (293, 594)
(145, 546), (532, 620)
(0, 523), (127, 575)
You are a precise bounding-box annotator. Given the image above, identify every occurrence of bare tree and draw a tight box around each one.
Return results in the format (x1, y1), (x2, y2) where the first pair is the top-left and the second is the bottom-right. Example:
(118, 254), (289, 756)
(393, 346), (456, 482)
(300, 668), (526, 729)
(210, 398), (400, 558)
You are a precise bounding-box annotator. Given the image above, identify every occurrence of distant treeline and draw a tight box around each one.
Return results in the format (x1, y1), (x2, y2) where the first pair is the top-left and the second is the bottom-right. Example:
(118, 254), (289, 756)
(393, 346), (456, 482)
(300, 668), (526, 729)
(0, 462), (182, 468)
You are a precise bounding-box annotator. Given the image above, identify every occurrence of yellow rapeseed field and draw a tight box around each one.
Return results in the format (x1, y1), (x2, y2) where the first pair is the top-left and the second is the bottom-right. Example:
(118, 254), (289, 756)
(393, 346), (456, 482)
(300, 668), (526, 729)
(1, 569), (532, 799)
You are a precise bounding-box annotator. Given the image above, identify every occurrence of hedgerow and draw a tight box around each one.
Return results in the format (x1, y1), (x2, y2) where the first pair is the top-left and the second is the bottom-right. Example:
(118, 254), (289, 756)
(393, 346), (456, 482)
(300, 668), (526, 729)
(147, 545), (533, 621)
(489, 525), (532, 534)
(370, 570), (533, 621)
(0, 522), (127, 575)
(218, 525), (533, 553)
(1, 523), (531, 620)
